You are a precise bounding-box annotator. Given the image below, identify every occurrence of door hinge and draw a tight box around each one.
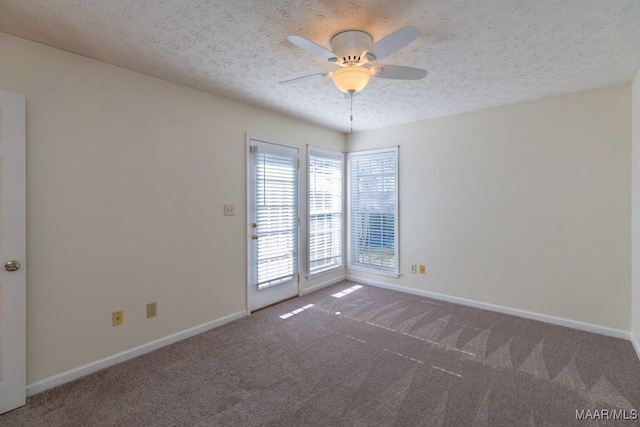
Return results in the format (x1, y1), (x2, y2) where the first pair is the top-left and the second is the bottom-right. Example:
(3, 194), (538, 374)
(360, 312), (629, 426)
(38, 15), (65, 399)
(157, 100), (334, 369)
(297, 159), (300, 169)
(250, 145), (258, 153)
(297, 274), (300, 284)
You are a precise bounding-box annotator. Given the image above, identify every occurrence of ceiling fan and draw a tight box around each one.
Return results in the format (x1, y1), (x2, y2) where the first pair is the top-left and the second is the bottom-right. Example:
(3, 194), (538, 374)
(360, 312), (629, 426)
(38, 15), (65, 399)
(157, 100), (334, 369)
(281, 25), (428, 94)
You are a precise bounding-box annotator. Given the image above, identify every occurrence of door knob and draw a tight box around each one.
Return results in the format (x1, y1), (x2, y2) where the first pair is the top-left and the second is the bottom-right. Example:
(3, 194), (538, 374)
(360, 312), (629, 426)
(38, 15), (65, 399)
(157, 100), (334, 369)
(251, 234), (259, 240)
(5, 260), (20, 272)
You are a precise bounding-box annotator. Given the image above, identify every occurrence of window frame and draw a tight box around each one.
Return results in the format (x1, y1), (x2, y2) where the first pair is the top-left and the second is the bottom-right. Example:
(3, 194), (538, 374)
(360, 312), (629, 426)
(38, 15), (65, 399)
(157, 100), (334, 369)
(307, 146), (345, 278)
(347, 146), (399, 277)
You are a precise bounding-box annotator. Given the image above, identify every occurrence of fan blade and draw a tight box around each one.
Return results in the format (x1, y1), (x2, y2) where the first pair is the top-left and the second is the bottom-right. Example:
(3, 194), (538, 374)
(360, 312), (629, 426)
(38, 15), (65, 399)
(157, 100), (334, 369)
(364, 25), (420, 61)
(371, 65), (427, 80)
(287, 35), (338, 61)
(279, 72), (329, 85)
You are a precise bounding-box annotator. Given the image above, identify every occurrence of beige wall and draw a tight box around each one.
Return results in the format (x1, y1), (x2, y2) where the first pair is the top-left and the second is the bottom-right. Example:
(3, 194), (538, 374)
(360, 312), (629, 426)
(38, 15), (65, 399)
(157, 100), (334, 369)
(0, 33), (345, 384)
(1, 29), (635, 385)
(347, 85), (632, 330)
(632, 68), (640, 345)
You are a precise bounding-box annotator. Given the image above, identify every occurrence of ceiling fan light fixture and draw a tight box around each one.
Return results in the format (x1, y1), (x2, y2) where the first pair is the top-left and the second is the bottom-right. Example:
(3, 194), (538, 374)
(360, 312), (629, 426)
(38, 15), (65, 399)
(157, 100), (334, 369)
(331, 66), (372, 94)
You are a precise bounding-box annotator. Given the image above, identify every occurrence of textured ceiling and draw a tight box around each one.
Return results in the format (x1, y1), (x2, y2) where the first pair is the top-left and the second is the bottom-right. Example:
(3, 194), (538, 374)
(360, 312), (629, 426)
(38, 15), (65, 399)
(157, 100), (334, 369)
(1, 0), (639, 132)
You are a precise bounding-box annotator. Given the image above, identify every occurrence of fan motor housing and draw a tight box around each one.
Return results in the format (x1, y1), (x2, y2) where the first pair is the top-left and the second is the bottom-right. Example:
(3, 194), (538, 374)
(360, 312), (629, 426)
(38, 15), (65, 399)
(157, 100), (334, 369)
(330, 30), (373, 64)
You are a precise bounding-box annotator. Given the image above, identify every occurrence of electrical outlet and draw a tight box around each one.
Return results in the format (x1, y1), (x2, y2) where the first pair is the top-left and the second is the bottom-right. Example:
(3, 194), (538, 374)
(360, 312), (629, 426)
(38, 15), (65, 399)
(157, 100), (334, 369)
(419, 264), (426, 274)
(224, 204), (235, 216)
(410, 264), (417, 274)
(112, 310), (123, 326)
(147, 302), (157, 318)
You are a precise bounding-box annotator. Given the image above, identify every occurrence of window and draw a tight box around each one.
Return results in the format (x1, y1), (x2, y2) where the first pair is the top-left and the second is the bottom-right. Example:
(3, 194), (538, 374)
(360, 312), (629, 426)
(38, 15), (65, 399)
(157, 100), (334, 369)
(308, 148), (344, 276)
(348, 147), (398, 275)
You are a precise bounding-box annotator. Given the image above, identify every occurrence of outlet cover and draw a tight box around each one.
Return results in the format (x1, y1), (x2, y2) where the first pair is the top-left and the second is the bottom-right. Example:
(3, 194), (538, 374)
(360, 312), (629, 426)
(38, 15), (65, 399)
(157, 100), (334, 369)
(410, 264), (417, 274)
(147, 302), (157, 318)
(112, 310), (123, 326)
(224, 204), (235, 216)
(419, 265), (426, 274)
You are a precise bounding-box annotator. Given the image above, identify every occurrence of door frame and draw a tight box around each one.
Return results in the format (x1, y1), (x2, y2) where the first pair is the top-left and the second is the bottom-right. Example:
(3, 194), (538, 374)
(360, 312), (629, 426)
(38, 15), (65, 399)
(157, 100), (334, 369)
(245, 134), (301, 313)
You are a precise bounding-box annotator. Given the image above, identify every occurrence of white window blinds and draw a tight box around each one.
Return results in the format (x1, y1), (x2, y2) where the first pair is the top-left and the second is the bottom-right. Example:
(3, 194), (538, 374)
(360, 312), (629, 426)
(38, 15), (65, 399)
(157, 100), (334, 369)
(255, 151), (298, 289)
(348, 147), (398, 274)
(308, 148), (343, 275)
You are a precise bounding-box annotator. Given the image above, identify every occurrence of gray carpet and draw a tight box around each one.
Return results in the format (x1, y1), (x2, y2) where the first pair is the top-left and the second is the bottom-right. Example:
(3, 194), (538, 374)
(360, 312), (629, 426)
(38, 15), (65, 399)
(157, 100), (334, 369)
(2, 281), (639, 426)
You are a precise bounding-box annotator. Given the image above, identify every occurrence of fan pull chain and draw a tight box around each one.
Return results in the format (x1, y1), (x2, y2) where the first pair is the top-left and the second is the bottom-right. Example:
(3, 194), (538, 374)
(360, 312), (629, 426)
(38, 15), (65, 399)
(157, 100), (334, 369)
(350, 92), (354, 133)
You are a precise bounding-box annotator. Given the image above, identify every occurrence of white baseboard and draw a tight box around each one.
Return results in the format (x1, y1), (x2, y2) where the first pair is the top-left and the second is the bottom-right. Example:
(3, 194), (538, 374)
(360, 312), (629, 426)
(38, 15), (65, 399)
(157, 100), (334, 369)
(346, 275), (631, 340)
(300, 275), (346, 296)
(631, 334), (640, 361)
(26, 310), (248, 397)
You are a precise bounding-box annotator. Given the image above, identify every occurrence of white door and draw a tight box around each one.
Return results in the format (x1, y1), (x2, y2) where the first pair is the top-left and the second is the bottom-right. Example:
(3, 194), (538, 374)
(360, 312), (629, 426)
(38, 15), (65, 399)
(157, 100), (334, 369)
(0, 90), (26, 414)
(247, 138), (299, 312)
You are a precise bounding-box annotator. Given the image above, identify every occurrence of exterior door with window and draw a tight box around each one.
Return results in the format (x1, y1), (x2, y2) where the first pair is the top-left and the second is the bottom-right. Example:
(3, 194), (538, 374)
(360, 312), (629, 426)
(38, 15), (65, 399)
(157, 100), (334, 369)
(0, 90), (26, 414)
(247, 138), (299, 312)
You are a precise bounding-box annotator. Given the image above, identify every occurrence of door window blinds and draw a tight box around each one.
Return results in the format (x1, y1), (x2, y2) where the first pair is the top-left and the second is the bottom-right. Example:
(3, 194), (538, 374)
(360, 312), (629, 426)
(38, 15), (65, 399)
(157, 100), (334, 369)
(255, 151), (298, 289)
(348, 147), (398, 274)
(308, 148), (343, 275)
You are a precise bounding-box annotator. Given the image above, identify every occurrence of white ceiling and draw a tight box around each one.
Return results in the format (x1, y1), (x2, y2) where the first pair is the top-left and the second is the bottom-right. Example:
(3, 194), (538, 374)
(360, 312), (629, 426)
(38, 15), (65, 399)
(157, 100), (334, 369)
(1, 0), (639, 132)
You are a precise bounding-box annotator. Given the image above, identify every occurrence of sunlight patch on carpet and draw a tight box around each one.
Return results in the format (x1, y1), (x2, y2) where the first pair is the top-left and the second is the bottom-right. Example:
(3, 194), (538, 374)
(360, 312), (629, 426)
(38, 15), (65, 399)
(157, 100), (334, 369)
(280, 304), (314, 319)
(332, 284), (363, 298)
